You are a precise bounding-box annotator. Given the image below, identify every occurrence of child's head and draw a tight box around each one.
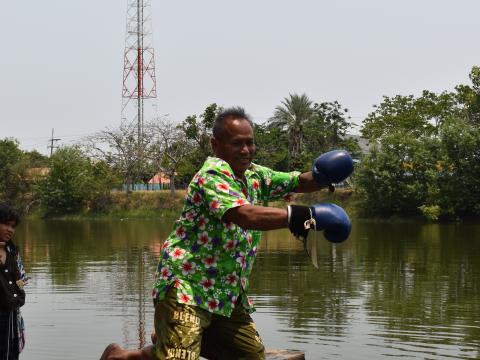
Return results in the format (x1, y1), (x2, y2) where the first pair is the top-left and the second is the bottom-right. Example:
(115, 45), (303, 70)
(0, 202), (20, 243)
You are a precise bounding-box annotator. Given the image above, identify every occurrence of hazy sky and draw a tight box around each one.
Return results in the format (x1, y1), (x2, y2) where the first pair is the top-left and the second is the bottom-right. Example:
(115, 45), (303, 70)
(1, 0), (479, 154)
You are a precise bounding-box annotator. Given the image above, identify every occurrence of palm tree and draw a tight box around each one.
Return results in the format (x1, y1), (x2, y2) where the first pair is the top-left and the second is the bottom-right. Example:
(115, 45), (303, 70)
(270, 93), (314, 169)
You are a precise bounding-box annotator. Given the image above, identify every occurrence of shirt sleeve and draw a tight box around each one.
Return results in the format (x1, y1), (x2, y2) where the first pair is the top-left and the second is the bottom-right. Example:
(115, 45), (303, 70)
(15, 252), (28, 284)
(254, 164), (301, 202)
(198, 168), (250, 220)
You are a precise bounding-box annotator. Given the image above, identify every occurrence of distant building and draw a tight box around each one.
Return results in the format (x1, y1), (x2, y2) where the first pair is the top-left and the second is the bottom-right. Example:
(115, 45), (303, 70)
(124, 171), (172, 191)
(148, 172), (171, 187)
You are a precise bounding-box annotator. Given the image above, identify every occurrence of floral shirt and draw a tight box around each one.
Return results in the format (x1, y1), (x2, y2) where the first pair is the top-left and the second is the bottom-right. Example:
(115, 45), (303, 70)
(152, 157), (300, 317)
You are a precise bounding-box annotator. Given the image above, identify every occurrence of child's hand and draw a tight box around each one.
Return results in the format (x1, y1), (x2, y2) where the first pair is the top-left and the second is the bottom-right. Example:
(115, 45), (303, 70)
(16, 279), (25, 290)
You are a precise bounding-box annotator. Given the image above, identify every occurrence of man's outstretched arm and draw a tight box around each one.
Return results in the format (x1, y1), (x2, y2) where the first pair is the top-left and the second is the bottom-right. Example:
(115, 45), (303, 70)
(223, 205), (288, 231)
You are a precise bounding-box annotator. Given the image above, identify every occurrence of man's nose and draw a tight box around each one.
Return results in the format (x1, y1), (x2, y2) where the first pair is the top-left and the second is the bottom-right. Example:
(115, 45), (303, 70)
(240, 143), (250, 153)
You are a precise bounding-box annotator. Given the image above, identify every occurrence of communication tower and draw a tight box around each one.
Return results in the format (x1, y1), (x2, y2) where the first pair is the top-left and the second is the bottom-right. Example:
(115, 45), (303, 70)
(121, 0), (157, 142)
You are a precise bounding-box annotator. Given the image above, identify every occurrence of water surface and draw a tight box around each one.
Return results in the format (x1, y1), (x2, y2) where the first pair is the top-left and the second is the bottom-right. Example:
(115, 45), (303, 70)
(15, 219), (480, 359)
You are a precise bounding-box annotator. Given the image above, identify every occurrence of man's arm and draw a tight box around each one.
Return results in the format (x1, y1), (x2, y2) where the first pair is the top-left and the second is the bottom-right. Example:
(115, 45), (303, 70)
(297, 171), (323, 193)
(223, 205), (288, 231)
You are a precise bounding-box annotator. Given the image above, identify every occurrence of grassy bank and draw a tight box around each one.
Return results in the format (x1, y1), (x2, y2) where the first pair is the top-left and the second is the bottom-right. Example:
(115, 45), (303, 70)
(32, 190), (186, 220)
(33, 188), (359, 220)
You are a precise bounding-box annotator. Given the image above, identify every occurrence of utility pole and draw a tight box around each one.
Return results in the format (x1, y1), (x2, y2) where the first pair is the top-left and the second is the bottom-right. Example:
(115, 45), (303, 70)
(121, 0), (157, 143)
(48, 128), (61, 157)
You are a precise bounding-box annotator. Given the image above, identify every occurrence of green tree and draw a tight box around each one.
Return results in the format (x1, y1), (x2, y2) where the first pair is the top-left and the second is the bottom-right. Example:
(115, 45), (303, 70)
(356, 67), (480, 220)
(24, 150), (49, 168)
(253, 123), (288, 171)
(355, 131), (438, 217)
(179, 104), (220, 181)
(431, 116), (480, 217)
(38, 146), (110, 215)
(270, 93), (314, 169)
(0, 138), (30, 206)
(303, 102), (360, 169)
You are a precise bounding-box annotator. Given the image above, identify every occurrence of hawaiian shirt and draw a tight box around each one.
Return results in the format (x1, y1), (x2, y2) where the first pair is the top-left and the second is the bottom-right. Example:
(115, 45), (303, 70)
(152, 156), (300, 317)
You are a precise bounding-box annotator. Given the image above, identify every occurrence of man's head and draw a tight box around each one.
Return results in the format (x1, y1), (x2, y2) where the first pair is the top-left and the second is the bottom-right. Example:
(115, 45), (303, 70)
(0, 202), (20, 244)
(211, 107), (256, 178)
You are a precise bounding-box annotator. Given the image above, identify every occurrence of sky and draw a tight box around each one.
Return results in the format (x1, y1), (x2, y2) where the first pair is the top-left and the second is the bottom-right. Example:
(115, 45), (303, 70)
(1, 0), (479, 155)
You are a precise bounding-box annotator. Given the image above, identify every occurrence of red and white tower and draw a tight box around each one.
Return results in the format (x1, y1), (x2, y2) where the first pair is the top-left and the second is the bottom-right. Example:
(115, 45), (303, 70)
(121, 0), (157, 142)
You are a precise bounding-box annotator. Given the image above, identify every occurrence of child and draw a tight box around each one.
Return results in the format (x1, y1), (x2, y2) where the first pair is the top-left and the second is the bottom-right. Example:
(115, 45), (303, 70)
(0, 203), (27, 360)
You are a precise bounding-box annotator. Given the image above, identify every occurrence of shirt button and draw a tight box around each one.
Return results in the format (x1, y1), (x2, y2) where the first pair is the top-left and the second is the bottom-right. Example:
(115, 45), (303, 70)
(4, 269), (8, 273)
(9, 281), (12, 284)
(13, 294), (17, 297)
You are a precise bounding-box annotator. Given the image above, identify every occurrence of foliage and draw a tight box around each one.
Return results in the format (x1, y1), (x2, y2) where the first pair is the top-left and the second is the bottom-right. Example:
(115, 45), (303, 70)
(269, 93), (314, 169)
(356, 66), (480, 220)
(253, 123), (289, 171)
(0, 138), (31, 207)
(86, 121), (155, 191)
(38, 146), (115, 215)
(148, 118), (193, 196)
(179, 104), (220, 182)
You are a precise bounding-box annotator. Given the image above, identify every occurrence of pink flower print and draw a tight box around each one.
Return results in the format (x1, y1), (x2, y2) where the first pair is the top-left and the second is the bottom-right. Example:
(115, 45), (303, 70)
(202, 255), (218, 268)
(176, 226), (186, 239)
(223, 221), (235, 231)
(241, 277), (247, 288)
(248, 298), (254, 306)
(185, 211), (195, 221)
(171, 247), (186, 260)
(283, 193), (294, 202)
(216, 182), (230, 192)
(197, 232), (210, 246)
(252, 179), (259, 190)
(178, 293), (192, 304)
(161, 240), (170, 250)
(223, 239), (235, 251)
(221, 169), (232, 178)
(233, 198), (247, 206)
(198, 215), (208, 230)
(210, 198), (221, 212)
(247, 233), (253, 245)
(173, 278), (183, 288)
(197, 176), (206, 186)
(225, 272), (238, 286)
(236, 252), (246, 268)
(181, 260), (196, 276)
(207, 298), (219, 311)
(230, 295), (238, 305)
(192, 192), (202, 205)
(200, 277), (215, 291)
(160, 266), (171, 280)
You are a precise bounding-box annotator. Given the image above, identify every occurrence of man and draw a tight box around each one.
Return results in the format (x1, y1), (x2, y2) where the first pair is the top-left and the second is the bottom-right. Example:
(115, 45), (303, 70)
(101, 107), (352, 360)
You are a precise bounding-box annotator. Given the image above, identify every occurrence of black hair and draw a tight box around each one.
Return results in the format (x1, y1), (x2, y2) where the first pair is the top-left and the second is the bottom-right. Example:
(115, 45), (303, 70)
(212, 107), (253, 138)
(0, 202), (20, 227)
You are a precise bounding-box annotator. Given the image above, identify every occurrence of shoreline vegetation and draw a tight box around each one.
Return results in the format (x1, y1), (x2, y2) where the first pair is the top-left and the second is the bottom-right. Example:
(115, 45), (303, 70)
(2, 67), (480, 221)
(26, 189), (359, 221)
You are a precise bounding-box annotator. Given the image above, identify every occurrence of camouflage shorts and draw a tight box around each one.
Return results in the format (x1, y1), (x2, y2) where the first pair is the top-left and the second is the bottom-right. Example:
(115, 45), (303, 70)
(152, 288), (265, 360)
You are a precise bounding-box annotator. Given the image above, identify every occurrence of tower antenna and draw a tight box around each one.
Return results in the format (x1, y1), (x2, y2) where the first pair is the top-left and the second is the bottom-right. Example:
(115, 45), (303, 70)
(121, 0), (157, 143)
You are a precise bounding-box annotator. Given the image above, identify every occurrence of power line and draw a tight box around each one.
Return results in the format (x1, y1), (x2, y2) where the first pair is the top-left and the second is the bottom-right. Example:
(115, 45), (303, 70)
(47, 128), (61, 157)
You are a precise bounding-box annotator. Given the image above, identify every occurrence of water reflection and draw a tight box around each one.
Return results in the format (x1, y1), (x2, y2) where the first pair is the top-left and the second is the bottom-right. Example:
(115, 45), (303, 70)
(14, 219), (480, 360)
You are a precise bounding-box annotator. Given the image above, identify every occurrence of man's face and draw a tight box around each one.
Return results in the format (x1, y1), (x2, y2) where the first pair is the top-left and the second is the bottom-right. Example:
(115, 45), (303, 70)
(211, 118), (256, 178)
(0, 221), (16, 245)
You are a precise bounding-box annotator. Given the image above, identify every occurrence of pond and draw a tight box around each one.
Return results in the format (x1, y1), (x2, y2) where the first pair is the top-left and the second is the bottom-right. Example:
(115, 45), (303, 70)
(14, 218), (480, 359)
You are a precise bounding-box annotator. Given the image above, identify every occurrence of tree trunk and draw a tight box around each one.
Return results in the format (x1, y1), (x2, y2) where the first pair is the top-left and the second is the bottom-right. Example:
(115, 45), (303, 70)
(169, 173), (176, 197)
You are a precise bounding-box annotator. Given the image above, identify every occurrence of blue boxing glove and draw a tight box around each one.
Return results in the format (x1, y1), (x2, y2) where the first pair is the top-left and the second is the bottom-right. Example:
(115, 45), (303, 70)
(312, 150), (354, 186)
(287, 203), (351, 243)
